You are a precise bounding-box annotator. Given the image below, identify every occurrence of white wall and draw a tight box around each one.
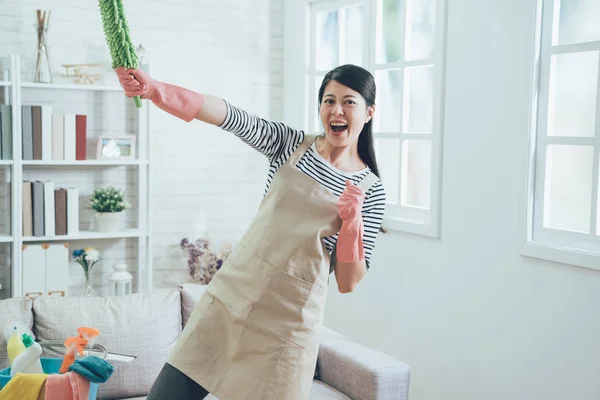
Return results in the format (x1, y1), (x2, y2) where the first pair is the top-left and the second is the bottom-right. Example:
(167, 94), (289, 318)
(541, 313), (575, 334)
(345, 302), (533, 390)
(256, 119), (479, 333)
(0, 0), (282, 291)
(323, 0), (600, 399)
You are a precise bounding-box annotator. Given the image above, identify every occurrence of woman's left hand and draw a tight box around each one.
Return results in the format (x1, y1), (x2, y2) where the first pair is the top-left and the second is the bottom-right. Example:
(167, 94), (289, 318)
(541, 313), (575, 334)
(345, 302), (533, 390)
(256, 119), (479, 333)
(338, 180), (366, 223)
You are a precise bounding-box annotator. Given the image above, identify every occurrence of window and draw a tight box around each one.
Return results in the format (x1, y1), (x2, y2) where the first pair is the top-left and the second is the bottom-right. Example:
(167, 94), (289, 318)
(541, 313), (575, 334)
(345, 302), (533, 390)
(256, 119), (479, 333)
(284, 0), (448, 237)
(524, 0), (600, 269)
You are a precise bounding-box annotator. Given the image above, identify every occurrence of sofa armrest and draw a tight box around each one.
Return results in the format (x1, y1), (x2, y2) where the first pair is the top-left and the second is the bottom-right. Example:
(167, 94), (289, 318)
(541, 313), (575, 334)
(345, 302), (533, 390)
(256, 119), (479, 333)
(317, 327), (410, 400)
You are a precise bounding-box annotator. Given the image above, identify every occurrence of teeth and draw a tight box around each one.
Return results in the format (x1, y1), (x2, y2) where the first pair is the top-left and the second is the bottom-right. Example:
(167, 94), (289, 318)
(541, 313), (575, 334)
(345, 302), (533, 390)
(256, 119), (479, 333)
(331, 122), (347, 126)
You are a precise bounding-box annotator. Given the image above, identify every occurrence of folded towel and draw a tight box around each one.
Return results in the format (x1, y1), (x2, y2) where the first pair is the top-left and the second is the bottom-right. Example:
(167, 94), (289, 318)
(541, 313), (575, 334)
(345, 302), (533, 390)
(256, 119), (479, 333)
(45, 371), (89, 400)
(68, 356), (113, 384)
(0, 372), (46, 400)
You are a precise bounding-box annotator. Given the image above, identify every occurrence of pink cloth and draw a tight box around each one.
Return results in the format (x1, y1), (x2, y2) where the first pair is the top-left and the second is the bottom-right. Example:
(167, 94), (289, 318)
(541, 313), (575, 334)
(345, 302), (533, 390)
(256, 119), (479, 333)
(336, 180), (366, 263)
(45, 371), (90, 400)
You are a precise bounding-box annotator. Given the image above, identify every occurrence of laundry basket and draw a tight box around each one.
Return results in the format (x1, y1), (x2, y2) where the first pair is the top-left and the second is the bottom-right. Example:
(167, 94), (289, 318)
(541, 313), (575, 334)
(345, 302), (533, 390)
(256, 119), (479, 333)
(0, 358), (100, 398)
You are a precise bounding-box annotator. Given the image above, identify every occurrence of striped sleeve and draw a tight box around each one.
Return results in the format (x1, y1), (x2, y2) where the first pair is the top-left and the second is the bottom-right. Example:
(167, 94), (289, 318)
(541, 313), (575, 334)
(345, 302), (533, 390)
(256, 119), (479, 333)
(218, 101), (303, 166)
(361, 181), (386, 266)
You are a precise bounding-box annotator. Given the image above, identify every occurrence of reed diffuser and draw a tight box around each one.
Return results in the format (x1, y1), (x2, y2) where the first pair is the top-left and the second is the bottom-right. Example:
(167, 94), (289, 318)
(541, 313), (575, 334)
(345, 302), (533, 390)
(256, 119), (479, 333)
(35, 9), (52, 83)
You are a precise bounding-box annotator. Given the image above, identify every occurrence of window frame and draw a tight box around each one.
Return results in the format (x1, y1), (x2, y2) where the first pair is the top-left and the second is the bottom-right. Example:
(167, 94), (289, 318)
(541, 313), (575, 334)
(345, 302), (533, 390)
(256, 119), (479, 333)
(284, 0), (449, 238)
(521, 0), (600, 270)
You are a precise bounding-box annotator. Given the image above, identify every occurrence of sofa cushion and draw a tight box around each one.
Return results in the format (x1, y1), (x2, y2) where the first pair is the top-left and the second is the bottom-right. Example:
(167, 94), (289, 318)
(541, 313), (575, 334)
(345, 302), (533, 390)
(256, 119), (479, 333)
(178, 283), (208, 326)
(32, 288), (181, 400)
(202, 380), (350, 399)
(309, 380), (352, 399)
(0, 297), (34, 368)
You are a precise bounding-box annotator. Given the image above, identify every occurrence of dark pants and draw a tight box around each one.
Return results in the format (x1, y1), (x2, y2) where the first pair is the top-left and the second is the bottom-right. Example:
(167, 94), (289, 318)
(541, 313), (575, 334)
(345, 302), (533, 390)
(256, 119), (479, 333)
(146, 363), (210, 400)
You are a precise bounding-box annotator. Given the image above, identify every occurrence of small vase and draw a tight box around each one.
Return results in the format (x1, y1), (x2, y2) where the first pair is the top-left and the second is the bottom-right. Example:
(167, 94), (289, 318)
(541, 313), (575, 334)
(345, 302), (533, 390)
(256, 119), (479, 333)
(80, 274), (97, 297)
(35, 42), (52, 83)
(95, 212), (122, 232)
(34, 14), (53, 84)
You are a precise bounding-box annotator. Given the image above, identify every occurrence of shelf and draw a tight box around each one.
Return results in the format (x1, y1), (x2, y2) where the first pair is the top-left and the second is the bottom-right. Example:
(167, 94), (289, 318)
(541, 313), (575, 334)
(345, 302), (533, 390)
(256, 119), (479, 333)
(22, 160), (147, 166)
(22, 229), (148, 242)
(5, 54), (153, 297)
(21, 82), (123, 92)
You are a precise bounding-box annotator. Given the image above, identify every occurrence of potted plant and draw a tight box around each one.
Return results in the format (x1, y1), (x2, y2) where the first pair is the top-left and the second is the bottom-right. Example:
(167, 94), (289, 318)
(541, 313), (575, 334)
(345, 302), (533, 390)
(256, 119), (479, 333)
(89, 187), (130, 232)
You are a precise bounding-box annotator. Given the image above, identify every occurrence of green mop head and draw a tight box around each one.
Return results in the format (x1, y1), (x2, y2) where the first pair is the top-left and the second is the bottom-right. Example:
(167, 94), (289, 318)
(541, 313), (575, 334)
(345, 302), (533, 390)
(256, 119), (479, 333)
(98, 0), (142, 107)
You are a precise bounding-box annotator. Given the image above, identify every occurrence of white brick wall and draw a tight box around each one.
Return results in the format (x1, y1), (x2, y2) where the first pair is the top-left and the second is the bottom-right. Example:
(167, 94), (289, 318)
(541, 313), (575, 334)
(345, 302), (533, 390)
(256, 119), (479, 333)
(0, 0), (284, 293)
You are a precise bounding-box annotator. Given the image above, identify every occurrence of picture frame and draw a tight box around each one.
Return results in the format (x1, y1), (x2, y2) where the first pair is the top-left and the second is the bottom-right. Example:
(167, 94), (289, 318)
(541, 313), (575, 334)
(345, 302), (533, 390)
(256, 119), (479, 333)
(96, 135), (136, 160)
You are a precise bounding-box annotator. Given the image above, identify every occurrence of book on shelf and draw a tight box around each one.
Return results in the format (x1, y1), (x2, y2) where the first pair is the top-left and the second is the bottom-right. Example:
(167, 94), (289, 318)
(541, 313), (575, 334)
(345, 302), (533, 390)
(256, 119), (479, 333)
(22, 180), (79, 237)
(22, 105), (32, 160)
(22, 181), (32, 236)
(54, 188), (67, 236)
(0, 105), (12, 160)
(21, 104), (87, 161)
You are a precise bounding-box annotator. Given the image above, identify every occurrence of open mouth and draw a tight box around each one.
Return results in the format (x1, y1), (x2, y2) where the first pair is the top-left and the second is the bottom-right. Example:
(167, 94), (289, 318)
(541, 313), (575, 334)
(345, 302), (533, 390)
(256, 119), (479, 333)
(330, 122), (348, 133)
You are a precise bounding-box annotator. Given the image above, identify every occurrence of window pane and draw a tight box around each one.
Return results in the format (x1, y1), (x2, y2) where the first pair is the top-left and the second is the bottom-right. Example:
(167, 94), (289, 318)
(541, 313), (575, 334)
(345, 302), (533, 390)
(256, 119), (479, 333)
(342, 5), (364, 66)
(401, 139), (431, 208)
(597, 161), (600, 236)
(375, 69), (403, 132)
(375, 138), (400, 204)
(547, 51), (599, 137)
(377, 0), (405, 63)
(315, 75), (324, 133)
(556, 0), (600, 45)
(304, 74), (309, 131)
(404, 65), (434, 133)
(405, 0), (436, 60)
(315, 10), (339, 71)
(543, 144), (593, 233)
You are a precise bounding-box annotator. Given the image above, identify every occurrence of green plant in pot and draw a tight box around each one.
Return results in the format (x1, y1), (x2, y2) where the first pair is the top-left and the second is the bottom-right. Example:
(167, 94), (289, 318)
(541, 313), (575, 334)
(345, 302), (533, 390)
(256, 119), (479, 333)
(90, 187), (130, 232)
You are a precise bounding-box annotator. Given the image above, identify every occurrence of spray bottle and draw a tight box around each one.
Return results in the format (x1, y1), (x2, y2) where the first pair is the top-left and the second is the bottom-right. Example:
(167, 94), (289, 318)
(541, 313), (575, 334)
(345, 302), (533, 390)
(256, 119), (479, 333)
(59, 336), (87, 373)
(77, 327), (100, 346)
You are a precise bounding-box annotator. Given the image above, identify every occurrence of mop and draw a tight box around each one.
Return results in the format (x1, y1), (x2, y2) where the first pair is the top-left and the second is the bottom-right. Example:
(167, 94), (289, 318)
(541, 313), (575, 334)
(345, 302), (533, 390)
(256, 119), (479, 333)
(98, 0), (142, 107)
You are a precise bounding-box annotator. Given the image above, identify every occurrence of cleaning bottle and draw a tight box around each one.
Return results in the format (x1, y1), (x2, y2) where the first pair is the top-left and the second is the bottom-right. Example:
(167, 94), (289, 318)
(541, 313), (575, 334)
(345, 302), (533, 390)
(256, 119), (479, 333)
(10, 334), (43, 376)
(4, 325), (26, 365)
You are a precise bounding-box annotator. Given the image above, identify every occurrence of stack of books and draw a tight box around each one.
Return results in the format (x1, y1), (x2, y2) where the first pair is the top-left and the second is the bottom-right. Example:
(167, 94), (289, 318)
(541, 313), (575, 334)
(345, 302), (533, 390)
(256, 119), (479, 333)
(22, 181), (79, 237)
(20, 105), (87, 161)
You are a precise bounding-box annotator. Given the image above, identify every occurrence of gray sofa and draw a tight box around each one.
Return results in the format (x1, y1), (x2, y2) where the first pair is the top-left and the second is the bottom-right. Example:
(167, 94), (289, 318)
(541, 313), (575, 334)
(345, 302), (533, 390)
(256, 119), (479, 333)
(0, 283), (410, 399)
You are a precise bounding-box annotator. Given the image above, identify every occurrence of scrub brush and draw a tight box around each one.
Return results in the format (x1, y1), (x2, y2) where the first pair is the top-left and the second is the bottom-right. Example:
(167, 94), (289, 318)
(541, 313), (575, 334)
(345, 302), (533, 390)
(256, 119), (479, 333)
(98, 0), (142, 108)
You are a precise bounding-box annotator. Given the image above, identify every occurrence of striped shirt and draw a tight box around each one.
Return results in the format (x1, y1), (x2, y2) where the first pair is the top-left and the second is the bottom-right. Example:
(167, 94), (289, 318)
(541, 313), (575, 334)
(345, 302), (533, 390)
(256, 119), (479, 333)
(219, 101), (386, 266)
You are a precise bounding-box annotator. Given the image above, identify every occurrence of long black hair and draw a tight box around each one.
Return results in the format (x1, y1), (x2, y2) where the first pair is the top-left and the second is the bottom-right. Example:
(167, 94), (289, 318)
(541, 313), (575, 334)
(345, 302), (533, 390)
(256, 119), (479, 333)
(318, 64), (380, 178)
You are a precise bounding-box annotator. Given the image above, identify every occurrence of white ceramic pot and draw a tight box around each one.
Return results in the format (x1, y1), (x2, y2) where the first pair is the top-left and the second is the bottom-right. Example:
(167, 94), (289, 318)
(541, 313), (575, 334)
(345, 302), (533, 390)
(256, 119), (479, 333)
(95, 212), (122, 232)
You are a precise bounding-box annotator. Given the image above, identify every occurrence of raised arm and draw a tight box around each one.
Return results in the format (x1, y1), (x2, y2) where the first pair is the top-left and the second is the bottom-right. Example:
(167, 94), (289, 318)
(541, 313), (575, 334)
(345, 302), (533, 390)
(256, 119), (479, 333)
(115, 67), (226, 125)
(115, 68), (302, 161)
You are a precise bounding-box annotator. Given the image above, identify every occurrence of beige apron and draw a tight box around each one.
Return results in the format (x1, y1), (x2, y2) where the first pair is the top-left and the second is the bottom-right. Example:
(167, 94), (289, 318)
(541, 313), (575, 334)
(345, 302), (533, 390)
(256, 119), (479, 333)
(168, 134), (378, 400)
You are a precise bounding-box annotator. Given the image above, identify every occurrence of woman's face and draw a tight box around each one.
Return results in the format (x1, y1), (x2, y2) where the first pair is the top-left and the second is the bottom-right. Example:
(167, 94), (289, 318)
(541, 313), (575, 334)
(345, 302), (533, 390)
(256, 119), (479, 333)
(319, 80), (375, 147)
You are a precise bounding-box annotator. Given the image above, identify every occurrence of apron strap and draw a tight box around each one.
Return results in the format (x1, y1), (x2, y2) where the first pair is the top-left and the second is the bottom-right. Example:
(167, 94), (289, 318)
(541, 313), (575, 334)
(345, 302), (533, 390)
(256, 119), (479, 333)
(356, 171), (379, 194)
(288, 133), (317, 167)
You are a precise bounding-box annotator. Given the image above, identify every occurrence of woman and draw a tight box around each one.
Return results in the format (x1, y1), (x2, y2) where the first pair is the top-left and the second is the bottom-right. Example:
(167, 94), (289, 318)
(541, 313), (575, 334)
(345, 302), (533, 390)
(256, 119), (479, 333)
(115, 64), (386, 400)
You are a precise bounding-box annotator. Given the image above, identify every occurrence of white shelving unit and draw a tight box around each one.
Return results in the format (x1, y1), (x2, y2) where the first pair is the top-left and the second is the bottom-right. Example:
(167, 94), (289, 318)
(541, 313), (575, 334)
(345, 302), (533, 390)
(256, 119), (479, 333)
(0, 54), (153, 298)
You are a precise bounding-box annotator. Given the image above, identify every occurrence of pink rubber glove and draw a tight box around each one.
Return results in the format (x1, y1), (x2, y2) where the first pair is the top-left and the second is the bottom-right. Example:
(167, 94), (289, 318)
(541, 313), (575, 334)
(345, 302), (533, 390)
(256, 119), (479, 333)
(336, 180), (366, 264)
(114, 67), (204, 122)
